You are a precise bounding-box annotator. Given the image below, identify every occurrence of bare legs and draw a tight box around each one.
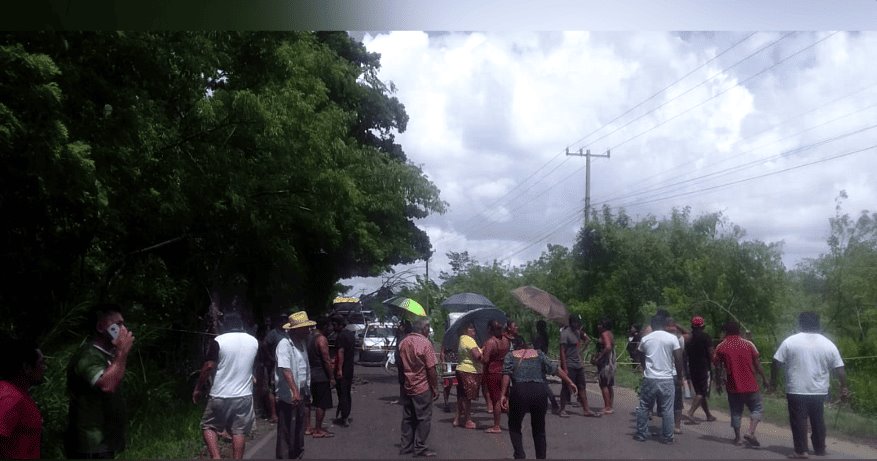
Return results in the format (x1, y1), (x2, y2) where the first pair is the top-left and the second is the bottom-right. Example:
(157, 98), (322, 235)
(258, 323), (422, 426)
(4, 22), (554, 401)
(202, 429), (220, 459)
(687, 394), (715, 421)
(455, 396), (475, 428)
(231, 435), (246, 459)
(483, 384), (492, 413)
(600, 385), (614, 413)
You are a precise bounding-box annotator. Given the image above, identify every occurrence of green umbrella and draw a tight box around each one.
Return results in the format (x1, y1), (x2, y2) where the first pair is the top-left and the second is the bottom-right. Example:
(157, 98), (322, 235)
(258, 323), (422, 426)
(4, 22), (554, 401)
(383, 296), (427, 317)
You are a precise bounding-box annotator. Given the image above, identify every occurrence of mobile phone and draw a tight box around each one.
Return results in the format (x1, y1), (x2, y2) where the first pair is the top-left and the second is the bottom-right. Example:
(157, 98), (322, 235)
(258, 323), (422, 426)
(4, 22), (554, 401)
(107, 323), (121, 340)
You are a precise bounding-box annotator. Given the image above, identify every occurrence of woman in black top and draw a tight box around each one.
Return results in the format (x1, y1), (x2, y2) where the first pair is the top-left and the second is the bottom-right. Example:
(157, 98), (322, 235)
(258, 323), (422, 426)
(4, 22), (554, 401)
(499, 339), (577, 459)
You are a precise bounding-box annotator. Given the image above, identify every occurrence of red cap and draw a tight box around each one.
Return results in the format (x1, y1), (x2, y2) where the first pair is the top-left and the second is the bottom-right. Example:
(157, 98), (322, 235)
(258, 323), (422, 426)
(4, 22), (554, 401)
(691, 316), (705, 328)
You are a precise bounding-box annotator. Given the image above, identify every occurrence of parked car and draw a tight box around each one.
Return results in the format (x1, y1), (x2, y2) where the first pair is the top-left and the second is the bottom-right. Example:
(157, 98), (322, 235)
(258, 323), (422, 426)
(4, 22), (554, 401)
(359, 322), (397, 364)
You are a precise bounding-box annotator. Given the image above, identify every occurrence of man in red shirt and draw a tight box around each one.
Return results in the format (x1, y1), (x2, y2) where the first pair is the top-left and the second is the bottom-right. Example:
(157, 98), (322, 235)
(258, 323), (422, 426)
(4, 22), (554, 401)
(713, 321), (768, 448)
(0, 338), (47, 460)
(398, 317), (439, 458)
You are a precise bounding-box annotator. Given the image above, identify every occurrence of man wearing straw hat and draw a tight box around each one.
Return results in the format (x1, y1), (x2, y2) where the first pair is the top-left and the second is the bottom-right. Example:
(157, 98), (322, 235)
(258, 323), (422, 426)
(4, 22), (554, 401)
(275, 311), (314, 459)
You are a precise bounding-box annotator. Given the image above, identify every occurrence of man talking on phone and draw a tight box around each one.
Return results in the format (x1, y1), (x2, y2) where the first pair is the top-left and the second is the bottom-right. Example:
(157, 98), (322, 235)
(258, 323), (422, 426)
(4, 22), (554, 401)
(65, 304), (135, 459)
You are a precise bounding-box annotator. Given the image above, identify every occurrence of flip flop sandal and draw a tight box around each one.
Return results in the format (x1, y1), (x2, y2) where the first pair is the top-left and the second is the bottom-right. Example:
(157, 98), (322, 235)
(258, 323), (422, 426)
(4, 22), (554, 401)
(312, 431), (335, 438)
(304, 428), (314, 435)
(583, 412), (602, 418)
(484, 427), (502, 433)
(601, 409), (615, 415)
(464, 420), (477, 429)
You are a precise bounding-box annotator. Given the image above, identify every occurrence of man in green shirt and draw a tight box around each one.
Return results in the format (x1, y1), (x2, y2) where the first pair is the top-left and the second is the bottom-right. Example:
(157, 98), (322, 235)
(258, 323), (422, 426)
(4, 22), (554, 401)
(65, 304), (135, 459)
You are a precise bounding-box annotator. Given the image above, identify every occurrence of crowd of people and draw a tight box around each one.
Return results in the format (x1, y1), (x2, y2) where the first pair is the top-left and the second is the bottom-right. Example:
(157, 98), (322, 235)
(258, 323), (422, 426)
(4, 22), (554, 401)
(0, 302), (851, 460)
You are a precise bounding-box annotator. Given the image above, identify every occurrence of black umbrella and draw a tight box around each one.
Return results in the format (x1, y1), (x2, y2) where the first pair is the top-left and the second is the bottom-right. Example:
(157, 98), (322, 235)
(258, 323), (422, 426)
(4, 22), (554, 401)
(440, 292), (496, 312)
(441, 307), (508, 352)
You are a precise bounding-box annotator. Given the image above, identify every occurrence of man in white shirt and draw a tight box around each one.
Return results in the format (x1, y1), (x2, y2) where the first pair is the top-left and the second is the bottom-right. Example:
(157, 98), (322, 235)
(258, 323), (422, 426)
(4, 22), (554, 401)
(771, 312), (849, 459)
(193, 311), (259, 459)
(634, 314), (684, 444)
(275, 311), (314, 459)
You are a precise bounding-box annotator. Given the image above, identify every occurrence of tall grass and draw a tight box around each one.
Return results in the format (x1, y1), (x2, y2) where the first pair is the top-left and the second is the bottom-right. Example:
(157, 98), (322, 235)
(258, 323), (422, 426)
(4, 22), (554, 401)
(124, 404), (204, 459)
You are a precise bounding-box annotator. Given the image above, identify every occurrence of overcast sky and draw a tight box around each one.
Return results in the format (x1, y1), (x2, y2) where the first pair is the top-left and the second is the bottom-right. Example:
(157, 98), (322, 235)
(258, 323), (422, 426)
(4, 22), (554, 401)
(342, 31), (876, 297)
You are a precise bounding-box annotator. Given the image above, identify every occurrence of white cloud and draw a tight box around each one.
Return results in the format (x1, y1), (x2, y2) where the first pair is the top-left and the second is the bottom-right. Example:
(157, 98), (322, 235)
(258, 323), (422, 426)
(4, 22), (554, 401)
(344, 31), (877, 295)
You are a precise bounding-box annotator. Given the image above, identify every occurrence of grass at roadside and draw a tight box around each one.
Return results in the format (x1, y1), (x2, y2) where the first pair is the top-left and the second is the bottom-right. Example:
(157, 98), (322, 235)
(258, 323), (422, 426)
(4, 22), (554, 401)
(612, 365), (877, 445)
(124, 403), (205, 459)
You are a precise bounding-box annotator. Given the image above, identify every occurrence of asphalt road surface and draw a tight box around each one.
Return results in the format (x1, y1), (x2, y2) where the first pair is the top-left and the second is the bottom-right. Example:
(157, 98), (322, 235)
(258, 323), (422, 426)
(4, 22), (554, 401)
(246, 364), (876, 459)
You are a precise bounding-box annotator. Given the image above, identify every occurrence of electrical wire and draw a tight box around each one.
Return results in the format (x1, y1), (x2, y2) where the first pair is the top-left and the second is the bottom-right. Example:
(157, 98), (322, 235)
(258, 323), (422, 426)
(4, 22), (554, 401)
(492, 141), (875, 265)
(446, 32), (830, 244)
(444, 33), (768, 241)
(566, 32), (758, 151)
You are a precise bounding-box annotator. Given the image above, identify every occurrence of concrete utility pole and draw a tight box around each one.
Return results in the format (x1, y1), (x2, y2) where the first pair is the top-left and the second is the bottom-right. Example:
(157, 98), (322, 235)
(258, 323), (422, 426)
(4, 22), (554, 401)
(566, 147), (610, 227)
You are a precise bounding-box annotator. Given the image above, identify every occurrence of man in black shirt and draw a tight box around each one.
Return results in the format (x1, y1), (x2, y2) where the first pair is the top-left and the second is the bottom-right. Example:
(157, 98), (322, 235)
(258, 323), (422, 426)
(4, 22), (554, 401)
(684, 316), (716, 423)
(331, 315), (356, 427)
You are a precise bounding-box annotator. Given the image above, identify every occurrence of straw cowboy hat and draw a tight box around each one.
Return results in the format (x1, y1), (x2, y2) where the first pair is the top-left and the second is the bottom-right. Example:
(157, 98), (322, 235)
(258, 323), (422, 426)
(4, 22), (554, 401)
(283, 311), (316, 330)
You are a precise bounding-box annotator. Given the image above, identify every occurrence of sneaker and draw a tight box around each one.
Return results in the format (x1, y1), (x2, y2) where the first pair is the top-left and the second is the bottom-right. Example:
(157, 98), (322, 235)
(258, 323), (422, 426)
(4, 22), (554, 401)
(633, 434), (647, 442)
(557, 410), (571, 418)
(660, 437), (674, 445)
(414, 450), (437, 458)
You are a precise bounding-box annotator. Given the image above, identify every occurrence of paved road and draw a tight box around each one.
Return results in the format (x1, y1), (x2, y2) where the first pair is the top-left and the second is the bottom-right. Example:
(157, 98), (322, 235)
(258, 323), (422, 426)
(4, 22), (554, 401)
(246, 364), (876, 459)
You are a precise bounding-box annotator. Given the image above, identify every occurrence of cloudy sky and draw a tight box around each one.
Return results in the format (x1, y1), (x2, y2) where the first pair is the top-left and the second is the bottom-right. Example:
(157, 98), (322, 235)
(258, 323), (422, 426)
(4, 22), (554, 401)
(343, 31), (876, 296)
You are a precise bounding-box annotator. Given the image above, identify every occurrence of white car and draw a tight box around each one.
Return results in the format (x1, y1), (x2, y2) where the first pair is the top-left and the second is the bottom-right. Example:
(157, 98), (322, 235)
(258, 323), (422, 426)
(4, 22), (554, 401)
(359, 322), (397, 364)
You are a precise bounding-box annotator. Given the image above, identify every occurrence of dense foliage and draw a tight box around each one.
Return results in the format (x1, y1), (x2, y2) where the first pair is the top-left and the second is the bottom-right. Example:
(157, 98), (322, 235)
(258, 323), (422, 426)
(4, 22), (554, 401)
(1, 31), (446, 338)
(413, 200), (876, 415)
(1, 31), (446, 457)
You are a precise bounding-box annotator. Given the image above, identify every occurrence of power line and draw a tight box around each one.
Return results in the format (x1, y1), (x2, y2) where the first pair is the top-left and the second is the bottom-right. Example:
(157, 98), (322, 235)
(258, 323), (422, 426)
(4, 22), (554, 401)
(604, 32), (839, 154)
(492, 139), (875, 265)
(595, 118), (877, 208)
(455, 32), (830, 244)
(615, 143), (876, 211)
(443, 33), (772, 242)
(566, 32), (758, 150)
(467, 96), (877, 244)
(596, 80), (877, 202)
(432, 32), (855, 269)
(474, 108), (877, 265)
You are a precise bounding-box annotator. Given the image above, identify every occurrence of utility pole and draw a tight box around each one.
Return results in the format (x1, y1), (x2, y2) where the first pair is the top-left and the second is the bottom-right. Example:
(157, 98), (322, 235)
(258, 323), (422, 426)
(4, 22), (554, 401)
(566, 147), (610, 227)
(425, 256), (429, 313)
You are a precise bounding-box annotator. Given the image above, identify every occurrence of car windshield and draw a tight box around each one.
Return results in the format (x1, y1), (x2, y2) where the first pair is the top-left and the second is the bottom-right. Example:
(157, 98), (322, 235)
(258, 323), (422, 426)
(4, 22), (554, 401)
(365, 327), (395, 338)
